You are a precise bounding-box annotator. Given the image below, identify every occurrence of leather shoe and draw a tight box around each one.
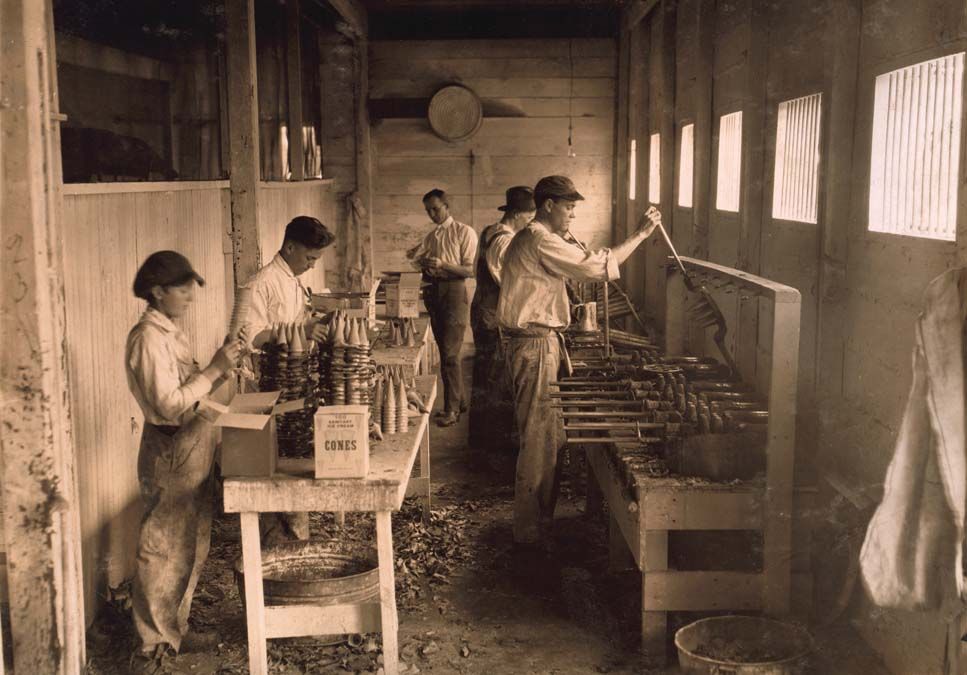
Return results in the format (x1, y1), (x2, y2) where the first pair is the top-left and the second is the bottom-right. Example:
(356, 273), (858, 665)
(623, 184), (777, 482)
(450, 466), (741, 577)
(180, 630), (220, 653)
(130, 644), (179, 674)
(436, 412), (460, 427)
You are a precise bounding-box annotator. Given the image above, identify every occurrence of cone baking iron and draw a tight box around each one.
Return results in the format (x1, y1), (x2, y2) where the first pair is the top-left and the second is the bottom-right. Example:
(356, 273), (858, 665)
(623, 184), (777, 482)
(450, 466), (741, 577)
(653, 216), (739, 377)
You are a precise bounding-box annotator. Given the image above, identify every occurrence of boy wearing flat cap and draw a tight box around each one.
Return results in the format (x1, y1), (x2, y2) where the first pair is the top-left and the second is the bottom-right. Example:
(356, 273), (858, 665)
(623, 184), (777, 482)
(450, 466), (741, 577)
(469, 186), (536, 456)
(496, 176), (662, 549)
(125, 251), (243, 672)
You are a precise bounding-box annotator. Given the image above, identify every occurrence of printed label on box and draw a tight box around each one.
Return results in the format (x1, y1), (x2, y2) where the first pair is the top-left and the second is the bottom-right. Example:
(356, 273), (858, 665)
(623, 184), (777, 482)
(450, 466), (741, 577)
(314, 406), (369, 478)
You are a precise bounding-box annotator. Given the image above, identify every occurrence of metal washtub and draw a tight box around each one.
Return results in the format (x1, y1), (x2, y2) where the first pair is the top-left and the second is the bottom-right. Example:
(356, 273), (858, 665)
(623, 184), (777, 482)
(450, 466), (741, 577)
(234, 538), (379, 643)
(675, 616), (814, 674)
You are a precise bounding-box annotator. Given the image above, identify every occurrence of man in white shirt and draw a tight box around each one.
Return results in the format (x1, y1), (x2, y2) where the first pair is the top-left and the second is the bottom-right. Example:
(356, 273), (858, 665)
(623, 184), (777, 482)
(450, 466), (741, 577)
(405, 189), (478, 427)
(468, 186), (535, 454)
(496, 176), (661, 548)
(242, 215), (334, 543)
(125, 251), (242, 672)
(243, 215), (335, 348)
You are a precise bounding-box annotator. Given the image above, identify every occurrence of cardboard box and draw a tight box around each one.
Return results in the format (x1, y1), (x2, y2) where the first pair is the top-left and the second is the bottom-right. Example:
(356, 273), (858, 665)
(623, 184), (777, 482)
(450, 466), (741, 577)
(385, 272), (422, 318)
(314, 405), (370, 478)
(202, 391), (305, 477)
(311, 280), (380, 325)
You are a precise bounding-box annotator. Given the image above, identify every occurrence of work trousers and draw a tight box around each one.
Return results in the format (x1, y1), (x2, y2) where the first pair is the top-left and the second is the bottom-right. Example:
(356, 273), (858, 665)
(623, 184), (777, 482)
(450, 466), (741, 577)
(505, 334), (564, 544)
(133, 417), (216, 653)
(468, 322), (515, 453)
(425, 279), (469, 414)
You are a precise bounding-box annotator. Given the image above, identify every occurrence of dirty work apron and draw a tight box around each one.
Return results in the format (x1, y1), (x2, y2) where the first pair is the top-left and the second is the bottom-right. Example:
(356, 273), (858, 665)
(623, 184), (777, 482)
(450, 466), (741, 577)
(469, 227), (515, 452)
(503, 327), (567, 544)
(132, 414), (216, 653)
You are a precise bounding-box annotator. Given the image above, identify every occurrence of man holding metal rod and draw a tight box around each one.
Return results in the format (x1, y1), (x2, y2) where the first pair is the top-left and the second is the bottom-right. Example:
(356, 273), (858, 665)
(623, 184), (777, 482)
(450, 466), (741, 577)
(495, 175), (662, 548)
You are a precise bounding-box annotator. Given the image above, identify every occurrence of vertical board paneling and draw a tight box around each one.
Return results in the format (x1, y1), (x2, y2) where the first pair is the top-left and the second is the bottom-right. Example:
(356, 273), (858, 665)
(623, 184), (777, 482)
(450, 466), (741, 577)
(62, 185), (230, 623)
(256, 182), (339, 291)
(371, 38), (617, 278)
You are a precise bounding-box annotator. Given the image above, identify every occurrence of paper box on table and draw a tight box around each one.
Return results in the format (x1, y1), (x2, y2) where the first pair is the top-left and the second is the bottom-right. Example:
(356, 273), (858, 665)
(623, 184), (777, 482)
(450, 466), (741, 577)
(202, 392), (306, 477)
(311, 280), (380, 325)
(314, 405), (370, 478)
(385, 272), (422, 318)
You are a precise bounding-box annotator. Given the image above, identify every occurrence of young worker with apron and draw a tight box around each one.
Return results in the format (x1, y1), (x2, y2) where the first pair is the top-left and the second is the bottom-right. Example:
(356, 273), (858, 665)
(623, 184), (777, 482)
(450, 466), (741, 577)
(125, 250), (242, 673)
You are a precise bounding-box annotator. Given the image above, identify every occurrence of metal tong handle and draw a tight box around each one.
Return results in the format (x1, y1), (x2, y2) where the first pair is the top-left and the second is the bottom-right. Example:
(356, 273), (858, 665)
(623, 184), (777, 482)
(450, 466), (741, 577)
(654, 220), (694, 289)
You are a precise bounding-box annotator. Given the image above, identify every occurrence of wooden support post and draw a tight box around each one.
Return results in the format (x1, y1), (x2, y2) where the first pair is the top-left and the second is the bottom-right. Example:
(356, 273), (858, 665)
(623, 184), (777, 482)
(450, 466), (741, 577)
(646, 0), (676, 323)
(354, 36), (375, 288)
(628, 21), (648, 310)
(692, 0), (715, 259)
(608, 512), (635, 572)
(226, 0), (262, 285)
(612, 27), (631, 244)
(734, 1), (769, 381)
(0, 0), (85, 671)
(640, 531), (669, 667)
(624, 0), (659, 30)
(418, 419), (431, 520)
(286, 0), (305, 181)
(763, 298), (800, 615)
(328, 0), (368, 37)
(376, 511), (400, 675)
(240, 512), (268, 674)
(816, 0), (860, 418)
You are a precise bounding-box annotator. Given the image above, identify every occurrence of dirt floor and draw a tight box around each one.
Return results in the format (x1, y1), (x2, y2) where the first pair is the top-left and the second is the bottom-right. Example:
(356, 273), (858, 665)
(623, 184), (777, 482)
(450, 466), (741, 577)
(85, 362), (893, 674)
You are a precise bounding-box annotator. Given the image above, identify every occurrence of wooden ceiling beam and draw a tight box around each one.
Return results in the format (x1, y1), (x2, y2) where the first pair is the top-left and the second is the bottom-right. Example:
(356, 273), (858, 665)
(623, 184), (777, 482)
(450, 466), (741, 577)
(327, 0), (368, 36)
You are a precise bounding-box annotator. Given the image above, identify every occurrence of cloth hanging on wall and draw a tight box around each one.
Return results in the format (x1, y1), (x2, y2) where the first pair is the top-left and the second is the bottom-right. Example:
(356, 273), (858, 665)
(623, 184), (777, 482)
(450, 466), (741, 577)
(860, 267), (967, 619)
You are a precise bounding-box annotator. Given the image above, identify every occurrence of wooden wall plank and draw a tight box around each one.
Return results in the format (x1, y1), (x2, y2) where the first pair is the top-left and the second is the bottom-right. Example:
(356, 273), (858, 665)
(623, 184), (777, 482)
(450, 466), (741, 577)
(371, 77), (615, 99)
(374, 118), (614, 157)
(61, 187), (231, 623)
(257, 182), (339, 291)
(371, 38), (615, 60)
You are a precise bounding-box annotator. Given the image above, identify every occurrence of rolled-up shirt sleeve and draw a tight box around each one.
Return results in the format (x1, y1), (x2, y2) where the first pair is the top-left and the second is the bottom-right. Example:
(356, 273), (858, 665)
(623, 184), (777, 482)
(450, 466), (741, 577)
(537, 234), (620, 283)
(128, 330), (213, 421)
(459, 227), (478, 267)
(486, 232), (514, 285)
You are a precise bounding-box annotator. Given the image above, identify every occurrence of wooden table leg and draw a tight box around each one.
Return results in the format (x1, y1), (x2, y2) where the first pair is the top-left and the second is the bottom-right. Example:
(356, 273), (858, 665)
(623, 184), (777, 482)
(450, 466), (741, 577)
(608, 511), (634, 573)
(420, 422), (431, 521)
(641, 530), (669, 668)
(240, 512), (268, 675)
(376, 511), (399, 675)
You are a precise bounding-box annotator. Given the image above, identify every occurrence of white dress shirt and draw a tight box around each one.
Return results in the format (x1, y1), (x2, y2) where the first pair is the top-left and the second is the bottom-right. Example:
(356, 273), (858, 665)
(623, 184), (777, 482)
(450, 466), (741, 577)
(126, 307), (214, 426)
(496, 221), (619, 331)
(412, 216), (478, 278)
(242, 253), (310, 344)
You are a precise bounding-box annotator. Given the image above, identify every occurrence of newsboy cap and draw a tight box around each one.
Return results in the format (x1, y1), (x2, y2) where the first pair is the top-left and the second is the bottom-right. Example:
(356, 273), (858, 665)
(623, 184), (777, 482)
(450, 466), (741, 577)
(133, 250), (205, 301)
(534, 175), (585, 202)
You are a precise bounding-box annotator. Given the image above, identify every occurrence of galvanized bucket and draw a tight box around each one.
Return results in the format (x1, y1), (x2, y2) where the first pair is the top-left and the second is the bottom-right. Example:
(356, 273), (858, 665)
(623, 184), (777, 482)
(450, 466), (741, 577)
(675, 616), (813, 674)
(234, 538), (379, 645)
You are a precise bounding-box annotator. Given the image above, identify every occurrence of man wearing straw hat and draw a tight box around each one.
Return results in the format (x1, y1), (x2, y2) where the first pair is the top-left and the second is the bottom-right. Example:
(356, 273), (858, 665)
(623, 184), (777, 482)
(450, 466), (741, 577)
(468, 186), (535, 457)
(242, 215), (335, 543)
(496, 175), (662, 550)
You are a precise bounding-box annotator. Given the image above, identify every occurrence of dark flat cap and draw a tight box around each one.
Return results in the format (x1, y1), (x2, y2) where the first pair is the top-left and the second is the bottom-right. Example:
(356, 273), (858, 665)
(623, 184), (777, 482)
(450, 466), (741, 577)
(498, 185), (537, 212)
(534, 175), (585, 201)
(133, 250), (205, 301)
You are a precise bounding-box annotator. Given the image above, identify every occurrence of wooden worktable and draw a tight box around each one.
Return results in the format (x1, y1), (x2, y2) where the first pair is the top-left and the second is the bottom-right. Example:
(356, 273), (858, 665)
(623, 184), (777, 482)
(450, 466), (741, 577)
(223, 375), (437, 675)
(370, 316), (435, 378)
